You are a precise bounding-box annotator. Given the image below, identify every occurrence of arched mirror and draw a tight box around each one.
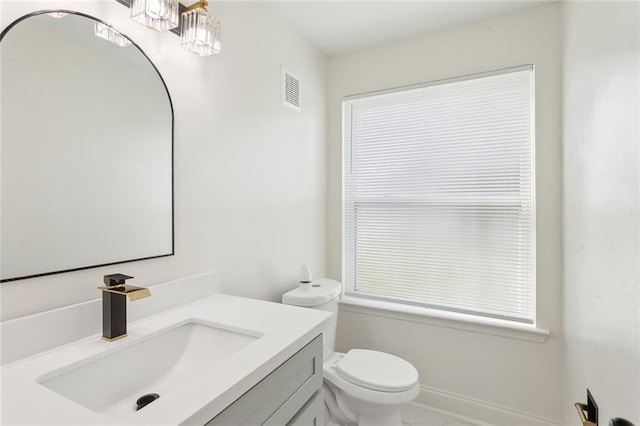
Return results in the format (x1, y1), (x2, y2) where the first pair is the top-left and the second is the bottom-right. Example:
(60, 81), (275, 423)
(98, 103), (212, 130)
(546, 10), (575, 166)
(0, 11), (174, 282)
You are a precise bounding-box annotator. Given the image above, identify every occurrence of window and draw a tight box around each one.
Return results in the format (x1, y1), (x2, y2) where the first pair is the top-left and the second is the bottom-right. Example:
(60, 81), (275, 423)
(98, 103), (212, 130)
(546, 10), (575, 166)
(343, 66), (535, 324)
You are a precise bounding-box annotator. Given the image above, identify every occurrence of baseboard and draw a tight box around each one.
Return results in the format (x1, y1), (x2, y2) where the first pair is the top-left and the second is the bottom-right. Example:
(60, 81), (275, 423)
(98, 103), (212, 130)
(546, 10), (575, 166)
(414, 385), (562, 426)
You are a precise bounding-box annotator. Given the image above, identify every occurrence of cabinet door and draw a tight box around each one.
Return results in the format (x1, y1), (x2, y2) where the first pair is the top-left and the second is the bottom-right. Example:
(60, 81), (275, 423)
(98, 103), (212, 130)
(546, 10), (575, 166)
(207, 334), (322, 426)
(287, 390), (324, 426)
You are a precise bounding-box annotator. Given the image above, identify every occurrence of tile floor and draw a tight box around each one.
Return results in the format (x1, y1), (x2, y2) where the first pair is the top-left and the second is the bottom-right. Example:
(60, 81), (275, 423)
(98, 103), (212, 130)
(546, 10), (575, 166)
(401, 403), (479, 426)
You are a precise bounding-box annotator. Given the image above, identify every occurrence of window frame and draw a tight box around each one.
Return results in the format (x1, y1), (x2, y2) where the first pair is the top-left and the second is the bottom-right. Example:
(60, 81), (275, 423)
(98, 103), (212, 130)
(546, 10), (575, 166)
(341, 65), (538, 326)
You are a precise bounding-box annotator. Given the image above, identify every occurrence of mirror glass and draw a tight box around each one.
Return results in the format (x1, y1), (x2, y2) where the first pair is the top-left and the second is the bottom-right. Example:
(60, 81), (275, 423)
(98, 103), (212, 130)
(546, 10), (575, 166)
(0, 11), (173, 282)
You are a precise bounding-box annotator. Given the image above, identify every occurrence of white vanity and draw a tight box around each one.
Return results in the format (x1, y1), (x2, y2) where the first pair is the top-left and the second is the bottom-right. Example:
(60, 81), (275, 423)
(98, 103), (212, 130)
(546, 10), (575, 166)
(0, 274), (331, 425)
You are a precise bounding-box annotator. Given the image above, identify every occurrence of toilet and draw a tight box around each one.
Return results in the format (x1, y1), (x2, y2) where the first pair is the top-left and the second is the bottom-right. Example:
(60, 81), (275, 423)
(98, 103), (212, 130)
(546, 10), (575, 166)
(282, 278), (419, 426)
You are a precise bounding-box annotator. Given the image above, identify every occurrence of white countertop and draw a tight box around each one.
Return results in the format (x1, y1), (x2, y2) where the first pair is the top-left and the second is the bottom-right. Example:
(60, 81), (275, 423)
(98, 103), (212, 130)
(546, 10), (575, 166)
(0, 294), (331, 425)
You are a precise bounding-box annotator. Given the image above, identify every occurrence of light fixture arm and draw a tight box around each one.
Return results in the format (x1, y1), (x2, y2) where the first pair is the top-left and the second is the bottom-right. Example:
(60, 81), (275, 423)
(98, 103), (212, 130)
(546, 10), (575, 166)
(183, 0), (208, 14)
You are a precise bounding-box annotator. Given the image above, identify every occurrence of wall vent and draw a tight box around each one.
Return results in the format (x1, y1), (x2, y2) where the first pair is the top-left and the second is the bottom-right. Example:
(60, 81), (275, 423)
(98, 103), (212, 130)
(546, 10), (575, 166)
(281, 68), (301, 111)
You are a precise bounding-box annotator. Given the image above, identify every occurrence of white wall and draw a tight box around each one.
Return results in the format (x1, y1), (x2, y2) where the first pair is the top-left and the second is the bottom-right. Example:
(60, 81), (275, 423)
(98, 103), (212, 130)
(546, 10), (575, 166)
(563, 1), (640, 424)
(0, 0), (327, 320)
(327, 4), (563, 423)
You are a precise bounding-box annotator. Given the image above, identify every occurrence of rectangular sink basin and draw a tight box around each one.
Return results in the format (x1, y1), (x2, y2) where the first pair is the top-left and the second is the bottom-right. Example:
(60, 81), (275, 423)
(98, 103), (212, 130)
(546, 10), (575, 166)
(37, 319), (262, 414)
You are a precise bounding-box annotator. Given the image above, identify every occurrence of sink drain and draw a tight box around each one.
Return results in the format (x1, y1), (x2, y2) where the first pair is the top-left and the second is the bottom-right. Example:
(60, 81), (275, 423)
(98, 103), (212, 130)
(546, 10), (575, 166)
(136, 393), (160, 411)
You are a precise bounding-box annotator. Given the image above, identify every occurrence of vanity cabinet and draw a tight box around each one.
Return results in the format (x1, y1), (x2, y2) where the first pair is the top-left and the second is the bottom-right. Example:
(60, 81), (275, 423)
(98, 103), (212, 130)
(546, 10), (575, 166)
(207, 334), (324, 426)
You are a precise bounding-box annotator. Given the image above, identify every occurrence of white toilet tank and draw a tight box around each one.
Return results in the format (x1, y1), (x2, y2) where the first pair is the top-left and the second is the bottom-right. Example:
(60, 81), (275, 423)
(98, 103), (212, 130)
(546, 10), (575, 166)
(282, 278), (341, 360)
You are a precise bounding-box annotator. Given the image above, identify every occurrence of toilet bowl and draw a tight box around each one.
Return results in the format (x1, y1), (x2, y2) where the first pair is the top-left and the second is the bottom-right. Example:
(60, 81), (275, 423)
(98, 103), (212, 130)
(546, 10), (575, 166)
(323, 351), (419, 425)
(282, 278), (419, 426)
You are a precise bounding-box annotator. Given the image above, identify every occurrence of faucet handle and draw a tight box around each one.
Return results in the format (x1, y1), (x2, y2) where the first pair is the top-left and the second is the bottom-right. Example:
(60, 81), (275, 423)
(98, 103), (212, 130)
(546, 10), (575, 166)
(103, 273), (134, 286)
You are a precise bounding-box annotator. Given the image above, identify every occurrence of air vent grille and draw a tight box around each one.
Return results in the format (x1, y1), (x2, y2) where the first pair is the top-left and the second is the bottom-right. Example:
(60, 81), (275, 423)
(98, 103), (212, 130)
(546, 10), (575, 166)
(282, 68), (301, 111)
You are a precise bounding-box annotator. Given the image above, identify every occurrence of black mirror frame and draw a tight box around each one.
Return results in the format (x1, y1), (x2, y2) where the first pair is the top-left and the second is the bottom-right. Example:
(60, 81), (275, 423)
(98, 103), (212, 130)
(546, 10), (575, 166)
(0, 10), (175, 283)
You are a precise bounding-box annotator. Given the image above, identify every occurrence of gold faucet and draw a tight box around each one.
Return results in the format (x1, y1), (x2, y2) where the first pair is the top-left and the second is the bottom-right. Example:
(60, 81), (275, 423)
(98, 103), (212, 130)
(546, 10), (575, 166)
(98, 274), (151, 341)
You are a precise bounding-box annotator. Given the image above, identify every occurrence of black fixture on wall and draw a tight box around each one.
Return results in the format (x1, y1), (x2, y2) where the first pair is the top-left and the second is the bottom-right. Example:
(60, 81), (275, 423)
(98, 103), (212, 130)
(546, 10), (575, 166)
(576, 389), (599, 426)
(113, 0), (187, 36)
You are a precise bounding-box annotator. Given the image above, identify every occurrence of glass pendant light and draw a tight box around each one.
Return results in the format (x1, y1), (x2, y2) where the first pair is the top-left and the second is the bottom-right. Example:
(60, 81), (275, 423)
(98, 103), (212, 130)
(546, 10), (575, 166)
(130, 0), (179, 32)
(94, 23), (132, 47)
(181, 1), (221, 57)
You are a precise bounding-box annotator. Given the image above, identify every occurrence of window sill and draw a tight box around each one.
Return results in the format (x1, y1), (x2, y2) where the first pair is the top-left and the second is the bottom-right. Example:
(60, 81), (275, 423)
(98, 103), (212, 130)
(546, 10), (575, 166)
(339, 295), (550, 343)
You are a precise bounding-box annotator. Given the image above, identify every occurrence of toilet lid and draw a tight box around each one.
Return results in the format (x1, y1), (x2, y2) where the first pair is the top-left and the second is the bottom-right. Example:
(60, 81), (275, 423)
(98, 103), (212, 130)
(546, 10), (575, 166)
(336, 349), (418, 392)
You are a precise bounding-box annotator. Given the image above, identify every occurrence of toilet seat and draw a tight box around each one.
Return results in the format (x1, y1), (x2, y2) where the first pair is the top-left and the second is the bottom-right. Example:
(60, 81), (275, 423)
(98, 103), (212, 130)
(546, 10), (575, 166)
(336, 349), (418, 392)
(323, 352), (420, 406)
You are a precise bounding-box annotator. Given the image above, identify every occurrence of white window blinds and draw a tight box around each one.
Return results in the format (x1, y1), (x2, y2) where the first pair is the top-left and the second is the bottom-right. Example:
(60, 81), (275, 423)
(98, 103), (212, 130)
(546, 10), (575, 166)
(343, 66), (535, 324)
